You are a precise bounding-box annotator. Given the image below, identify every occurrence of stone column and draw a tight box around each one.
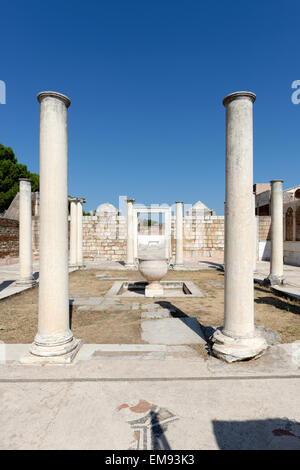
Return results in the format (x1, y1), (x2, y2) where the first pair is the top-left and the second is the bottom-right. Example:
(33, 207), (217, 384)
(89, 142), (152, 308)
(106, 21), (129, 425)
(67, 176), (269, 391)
(265, 180), (285, 285)
(69, 198), (78, 267)
(125, 198), (135, 268)
(253, 193), (257, 273)
(174, 201), (184, 269)
(16, 178), (36, 287)
(24, 91), (81, 363)
(77, 198), (85, 268)
(212, 91), (267, 362)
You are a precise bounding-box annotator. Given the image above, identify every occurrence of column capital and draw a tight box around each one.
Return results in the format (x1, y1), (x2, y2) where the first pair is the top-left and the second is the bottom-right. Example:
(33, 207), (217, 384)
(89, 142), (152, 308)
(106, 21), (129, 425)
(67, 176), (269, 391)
(270, 179), (284, 184)
(223, 91), (256, 107)
(19, 178), (31, 184)
(37, 91), (71, 108)
(175, 201), (183, 204)
(126, 198), (135, 204)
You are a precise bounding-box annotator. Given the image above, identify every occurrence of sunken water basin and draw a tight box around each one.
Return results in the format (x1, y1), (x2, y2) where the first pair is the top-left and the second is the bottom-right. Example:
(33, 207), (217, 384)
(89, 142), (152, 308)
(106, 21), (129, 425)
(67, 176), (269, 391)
(105, 280), (204, 298)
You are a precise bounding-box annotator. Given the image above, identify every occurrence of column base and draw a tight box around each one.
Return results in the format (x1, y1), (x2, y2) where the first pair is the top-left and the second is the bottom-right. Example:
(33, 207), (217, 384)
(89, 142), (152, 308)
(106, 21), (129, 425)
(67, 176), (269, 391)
(125, 263), (137, 270)
(21, 338), (82, 364)
(15, 278), (37, 288)
(68, 263), (86, 270)
(77, 264), (86, 269)
(211, 328), (268, 363)
(263, 274), (285, 286)
(173, 264), (184, 270)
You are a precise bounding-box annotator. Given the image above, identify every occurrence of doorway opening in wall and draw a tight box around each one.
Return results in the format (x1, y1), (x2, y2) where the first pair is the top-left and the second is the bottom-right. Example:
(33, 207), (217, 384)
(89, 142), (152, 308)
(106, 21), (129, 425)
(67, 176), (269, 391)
(133, 206), (172, 259)
(137, 212), (165, 236)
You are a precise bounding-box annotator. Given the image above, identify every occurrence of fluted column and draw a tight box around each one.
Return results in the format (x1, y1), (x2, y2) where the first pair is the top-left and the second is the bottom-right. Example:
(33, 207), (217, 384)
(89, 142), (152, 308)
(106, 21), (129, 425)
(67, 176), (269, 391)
(16, 178), (36, 287)
(24, 91), (81, 363)
(174, 201), (184, 269)
(212, 91), (267, 362)
(265, 180), (285, 285)
(125, 198), (135, 268)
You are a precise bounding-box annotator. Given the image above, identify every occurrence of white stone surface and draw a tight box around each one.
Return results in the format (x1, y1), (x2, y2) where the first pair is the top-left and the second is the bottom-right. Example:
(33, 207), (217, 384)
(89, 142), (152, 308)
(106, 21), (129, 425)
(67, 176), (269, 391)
(27, 91), (81, 362)
(174, 201), (184, 268)
(77, 199), (83, 267)
(69, 199), (77, 267)
(141, 317), (206, 344)
(212, 91), (267, 361)
(125, 198), (135, 267)
(138, 258), (168, 297)
(267, 180), (285, 285)
(16, 179), (35, 287)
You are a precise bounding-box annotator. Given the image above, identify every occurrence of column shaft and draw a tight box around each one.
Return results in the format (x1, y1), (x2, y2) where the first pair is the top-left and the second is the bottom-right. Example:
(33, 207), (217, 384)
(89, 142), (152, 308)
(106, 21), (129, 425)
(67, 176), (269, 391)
(253, 193), (257, 273)
(69, 199), (78, 267)
(77, 200), (83, 267)
(174, 201), (184, 268)
(125, 198), (135, 267)
(27, 91), (81, 362)
(224, 94), (254, 338)
(212, 91), (267, 362)
(266, 180), (284, 285)
(17, 179), (35, 286)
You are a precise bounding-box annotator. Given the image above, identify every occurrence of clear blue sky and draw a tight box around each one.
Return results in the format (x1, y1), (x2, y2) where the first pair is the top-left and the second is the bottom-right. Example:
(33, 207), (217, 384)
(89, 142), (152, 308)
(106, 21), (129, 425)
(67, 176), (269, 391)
(1, 0), (299, 214)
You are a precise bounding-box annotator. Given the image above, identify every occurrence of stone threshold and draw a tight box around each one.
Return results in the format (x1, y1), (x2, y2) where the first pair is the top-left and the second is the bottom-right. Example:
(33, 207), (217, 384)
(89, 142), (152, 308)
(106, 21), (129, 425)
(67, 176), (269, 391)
(1, 343), (202, 363)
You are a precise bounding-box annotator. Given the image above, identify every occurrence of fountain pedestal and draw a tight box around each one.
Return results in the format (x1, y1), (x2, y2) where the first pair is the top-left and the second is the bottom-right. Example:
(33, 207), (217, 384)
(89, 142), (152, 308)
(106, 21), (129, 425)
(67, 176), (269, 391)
(138, 258), (169, 298)
(145, 280), (164, 297)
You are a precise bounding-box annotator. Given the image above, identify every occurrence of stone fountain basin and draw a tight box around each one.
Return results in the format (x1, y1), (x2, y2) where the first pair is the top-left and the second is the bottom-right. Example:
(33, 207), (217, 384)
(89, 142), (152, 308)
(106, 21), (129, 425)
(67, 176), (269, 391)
(138, 258), (169, 282)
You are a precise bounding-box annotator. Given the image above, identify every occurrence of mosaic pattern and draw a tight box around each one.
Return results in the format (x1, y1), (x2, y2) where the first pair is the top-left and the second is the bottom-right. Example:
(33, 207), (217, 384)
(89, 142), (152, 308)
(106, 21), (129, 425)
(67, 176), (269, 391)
(117, 399), (178, 450)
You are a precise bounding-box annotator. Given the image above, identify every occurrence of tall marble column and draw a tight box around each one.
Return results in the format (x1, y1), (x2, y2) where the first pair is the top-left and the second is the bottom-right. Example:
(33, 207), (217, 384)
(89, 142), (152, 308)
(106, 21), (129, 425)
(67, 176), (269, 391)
(125, 198), (135, 268)
(16, 178), (36, 287)
(174, 201), (184, 269)
(77, 198), (86, 268)
(253, 193), (257, 273)
(265, 180), (285, 285)
(24, 91), (81, 363)
(69, 198), (78, 267)
(212, 91), (267, 362)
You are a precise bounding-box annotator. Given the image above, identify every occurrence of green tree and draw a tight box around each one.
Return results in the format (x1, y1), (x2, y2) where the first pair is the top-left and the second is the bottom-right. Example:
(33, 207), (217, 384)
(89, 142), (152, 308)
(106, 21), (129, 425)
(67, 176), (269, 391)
(0, 144), (39, 213)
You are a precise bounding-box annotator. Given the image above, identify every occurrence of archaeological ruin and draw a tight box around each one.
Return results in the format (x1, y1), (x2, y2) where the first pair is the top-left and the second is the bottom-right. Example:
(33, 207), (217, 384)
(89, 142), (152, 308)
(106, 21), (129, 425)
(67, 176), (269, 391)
(0, 89), (297, 367)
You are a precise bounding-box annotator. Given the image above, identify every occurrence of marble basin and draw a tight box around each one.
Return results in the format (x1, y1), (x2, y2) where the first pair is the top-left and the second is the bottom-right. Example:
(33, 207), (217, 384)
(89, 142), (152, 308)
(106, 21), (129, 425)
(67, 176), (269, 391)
(138, 258), (169, 297)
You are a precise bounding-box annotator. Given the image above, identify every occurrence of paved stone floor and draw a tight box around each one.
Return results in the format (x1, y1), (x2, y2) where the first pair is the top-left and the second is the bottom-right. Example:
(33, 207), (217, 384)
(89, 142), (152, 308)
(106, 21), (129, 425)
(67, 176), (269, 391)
(254, 260), (300, 300)
(0, 259), (300, 449)
(0, 262), (77, 300)
(0, 345), (299, 450)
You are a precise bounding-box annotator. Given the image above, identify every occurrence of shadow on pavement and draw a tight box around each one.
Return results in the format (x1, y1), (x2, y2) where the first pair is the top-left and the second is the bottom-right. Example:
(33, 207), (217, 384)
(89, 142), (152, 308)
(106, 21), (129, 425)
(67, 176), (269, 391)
(154, 300), (209, 342)
(150, 411), (172, 450)
(0, 280), (14, 292)
(213, 418), (300, 450)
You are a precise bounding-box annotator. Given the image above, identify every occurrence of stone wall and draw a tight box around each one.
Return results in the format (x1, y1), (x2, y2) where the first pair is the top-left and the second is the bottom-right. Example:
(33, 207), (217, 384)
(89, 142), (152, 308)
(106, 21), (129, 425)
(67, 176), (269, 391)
(258, 216), (271, 241)
(30, 214), (225, 262)
(175, 216), (224, 260)
(9, 212), (300, 266)
(0, 218), (19, 258)
(82, 215), (127, 261)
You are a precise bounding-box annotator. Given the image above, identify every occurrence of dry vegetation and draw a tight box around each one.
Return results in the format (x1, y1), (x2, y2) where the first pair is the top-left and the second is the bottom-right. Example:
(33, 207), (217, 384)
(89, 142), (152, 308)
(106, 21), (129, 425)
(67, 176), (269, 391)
(0, 268), (299, 344)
